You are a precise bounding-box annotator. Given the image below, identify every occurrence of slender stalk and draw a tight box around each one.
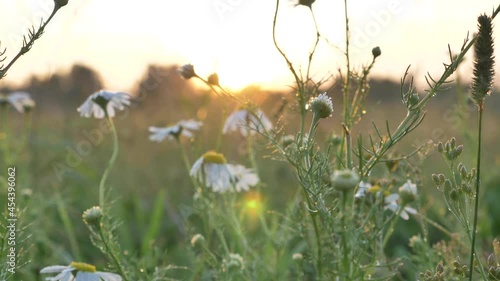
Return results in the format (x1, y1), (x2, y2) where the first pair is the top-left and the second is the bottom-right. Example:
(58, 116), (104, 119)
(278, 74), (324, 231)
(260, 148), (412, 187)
(99, 117), (119, 209)
(97, 225), (129, 281)
(55, 191), (82, 260)
(382, 207), (403, 248)
(469, 103), (483, 281)
(341, 190), (350, 278)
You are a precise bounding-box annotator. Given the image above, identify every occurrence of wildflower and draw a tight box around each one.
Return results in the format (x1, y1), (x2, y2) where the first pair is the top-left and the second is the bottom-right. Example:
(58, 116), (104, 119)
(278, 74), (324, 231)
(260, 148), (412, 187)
(1, 91), (35, 113)
(228, 164), (259, 192)
(355, 181), (371, 199)
(40, 262), (122, 281)
(297, 0), (315, 8)
(292, 253), (304, 262)
(306, 92), (333, 119)
(332, 170), (359, 192)
(281, 134), (295, 148)
(190, 151), (233, 192)
(77, 90), (131, 119)
(191, 234), (205, 248)
(148, 119), (203, 142)
(178, 64), (197, 79)
(471, 14), (495, 105)
(207, 73), (220, 86)
(398, 180), (417, 204)
(372, 46), (381, 58)
(384, 193), (417, 220)
(190, 152), (257, 192)
(223, 108), (273, 137)
(54, 0), (68, 8)
(223, 253), (245, 271)
(82, 206), (103, 228)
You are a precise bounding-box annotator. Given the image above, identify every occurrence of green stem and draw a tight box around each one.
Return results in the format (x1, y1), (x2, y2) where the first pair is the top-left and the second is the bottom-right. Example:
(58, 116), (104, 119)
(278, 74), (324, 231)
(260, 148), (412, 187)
(382, 206), (403, 248)
(469, 103), (483, 281)
(55, 191), (82, 260)
(99, 117), (119, 209)
(341, 190), (350, 278)
(1, 107), (11, 166)
(97, 225), (129, 281)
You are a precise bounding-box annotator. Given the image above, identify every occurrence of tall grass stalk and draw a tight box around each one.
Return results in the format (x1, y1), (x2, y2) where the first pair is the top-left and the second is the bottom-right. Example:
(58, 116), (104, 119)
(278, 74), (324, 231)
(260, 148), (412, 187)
(469, 103), (483, 281)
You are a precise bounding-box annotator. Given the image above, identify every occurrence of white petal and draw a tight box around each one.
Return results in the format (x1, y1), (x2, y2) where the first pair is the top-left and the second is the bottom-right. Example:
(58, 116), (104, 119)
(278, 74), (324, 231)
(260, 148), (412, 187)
(404, 207), (417, 215)
(384, 193), (399, 204)
(75, 272), (100, 281)
(399, 210), (409, 220)
(95, 272), (122, 281)
(40, 266), (71, 273)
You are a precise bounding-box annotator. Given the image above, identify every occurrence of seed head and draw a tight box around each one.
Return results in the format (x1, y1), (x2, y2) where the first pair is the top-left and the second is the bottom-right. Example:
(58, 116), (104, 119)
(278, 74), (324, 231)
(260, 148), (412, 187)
(471, 14), (495, 105)
(178, 64), (197, 79)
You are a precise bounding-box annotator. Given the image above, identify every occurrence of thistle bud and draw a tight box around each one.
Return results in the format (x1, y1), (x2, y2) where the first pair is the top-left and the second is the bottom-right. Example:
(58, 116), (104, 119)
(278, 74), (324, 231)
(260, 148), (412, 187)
(471, 14), (495, 105)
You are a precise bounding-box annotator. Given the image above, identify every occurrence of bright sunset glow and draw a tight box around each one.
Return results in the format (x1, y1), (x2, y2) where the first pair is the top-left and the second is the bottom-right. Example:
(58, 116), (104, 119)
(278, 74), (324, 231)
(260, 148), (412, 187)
(1, 0), (500, 91)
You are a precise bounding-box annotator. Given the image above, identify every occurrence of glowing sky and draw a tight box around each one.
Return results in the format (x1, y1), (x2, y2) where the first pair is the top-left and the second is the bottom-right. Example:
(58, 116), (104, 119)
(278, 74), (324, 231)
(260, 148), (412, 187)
(1, 0), (499, 92)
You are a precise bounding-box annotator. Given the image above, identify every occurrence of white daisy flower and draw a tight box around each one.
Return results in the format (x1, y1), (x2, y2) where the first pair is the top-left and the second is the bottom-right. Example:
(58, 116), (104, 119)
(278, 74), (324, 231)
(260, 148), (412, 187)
(384, 193), (417, 220)
(77, 90), (131, 119)
(223, 108), (272, 137)
(228, 164), (259, 192)
(398, 180), (418, 204)
(306, 92), (333, 119)
(190, 151), (234, 192)
(190, 152), (258, 193)
(149, 119), (203, 142)
(355, 181), (372, 199)
(40, 262), (122, 281)
(1, 91), (35, 113)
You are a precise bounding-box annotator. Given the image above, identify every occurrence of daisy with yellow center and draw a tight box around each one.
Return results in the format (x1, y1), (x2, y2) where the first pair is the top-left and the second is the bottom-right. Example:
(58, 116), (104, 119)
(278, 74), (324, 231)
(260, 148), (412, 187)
(190, 151), (259, 193)
(40, 261), (122, 280)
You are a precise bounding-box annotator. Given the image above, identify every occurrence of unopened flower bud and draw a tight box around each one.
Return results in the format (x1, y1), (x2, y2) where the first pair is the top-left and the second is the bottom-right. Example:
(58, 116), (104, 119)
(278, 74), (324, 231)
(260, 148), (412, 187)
(332, 170), (360, 192)
(372, 46), (381, 58)
(292, 253), (303, 262)
(82, 206), (103, 227)
(432, 173), (443, 186)
(54, 0), (68, 8)
(437, 142), (444, 153)
(178, 64), (197, 79)
(191, 234), (205, 249)
(207, 73), (220, 86)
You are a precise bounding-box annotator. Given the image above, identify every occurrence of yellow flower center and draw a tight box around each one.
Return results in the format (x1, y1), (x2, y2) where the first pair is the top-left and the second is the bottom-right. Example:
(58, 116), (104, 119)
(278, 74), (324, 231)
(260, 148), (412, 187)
(202, 151), (227, 164)
(69, 262), (96, 272)
(368, 185), (381, 193)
